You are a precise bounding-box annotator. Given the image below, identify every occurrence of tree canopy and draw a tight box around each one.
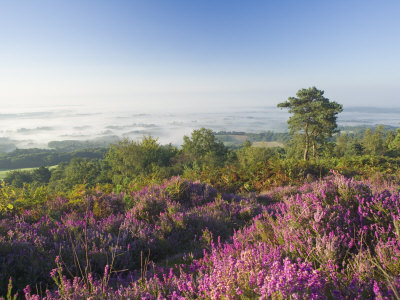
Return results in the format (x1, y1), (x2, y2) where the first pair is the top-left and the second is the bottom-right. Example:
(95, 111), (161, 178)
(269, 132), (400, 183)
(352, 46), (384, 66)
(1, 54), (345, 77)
(182, 128), (228, 167)
(278, 87), (343, 160)
(104, 136), (177, 185)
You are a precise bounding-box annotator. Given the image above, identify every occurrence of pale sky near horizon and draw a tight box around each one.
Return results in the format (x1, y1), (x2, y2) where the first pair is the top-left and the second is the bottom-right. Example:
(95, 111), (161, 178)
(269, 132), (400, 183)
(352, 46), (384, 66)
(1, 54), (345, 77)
(1, 0), (399, 110)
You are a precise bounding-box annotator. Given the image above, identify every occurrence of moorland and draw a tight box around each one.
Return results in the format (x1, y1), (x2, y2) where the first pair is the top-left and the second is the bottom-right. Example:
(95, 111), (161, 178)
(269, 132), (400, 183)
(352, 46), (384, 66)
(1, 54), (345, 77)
(1, 89), (400, 299)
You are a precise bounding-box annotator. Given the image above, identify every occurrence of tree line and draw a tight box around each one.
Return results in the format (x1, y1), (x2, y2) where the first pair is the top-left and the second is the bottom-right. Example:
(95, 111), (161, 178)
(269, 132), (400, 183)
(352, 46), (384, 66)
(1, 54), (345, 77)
(2, 87), (400, 192)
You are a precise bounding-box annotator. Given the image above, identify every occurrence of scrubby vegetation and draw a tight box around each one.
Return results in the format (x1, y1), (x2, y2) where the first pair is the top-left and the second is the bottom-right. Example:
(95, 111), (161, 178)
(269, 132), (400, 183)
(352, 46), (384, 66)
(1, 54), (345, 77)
(3, 124), (400, 195)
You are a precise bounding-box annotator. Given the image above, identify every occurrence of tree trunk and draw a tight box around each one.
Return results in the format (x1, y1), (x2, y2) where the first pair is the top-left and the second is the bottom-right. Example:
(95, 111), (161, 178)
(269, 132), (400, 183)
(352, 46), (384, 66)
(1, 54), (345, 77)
(304, 137), (309, 160)
(312, 139), (316, 157)
(304, 124), (309, 160)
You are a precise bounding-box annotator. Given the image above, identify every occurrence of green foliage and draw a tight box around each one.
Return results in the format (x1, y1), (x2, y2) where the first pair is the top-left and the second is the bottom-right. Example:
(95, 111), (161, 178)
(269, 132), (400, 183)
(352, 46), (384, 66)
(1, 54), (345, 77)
(285, 133), (306, 159)
(32, 166), (52, 184)
(278, 87), (343, 160)
(333, 133), (364, 157)
(0, 181), (53, 219)
(362, 125), (385, 156)
(388, 128), (400, 156)
(182, 128), (228, 167)
(48, 137), (117, 151)
(105, 136), (178, 185)
(0, 147), (107, 170)
(332, 125), (400, 158)
(2, 166), (52, 188)
(236, 141), (282, 168)
(48, 158), (102, 192)
(3, 170), (34, 188)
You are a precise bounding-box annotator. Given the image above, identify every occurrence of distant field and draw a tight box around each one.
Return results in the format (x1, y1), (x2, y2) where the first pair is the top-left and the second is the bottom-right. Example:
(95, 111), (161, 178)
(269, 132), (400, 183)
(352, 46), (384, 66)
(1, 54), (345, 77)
(252, 141), (285, 148)
(226, 135), (248, 143)
(216, 132), (288, 148)
(0, 165), (58, 180)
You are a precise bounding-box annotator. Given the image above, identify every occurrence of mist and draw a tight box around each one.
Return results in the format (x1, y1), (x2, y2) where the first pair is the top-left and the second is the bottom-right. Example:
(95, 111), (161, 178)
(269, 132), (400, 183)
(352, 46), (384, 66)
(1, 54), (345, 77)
(0, 103), (399, 151)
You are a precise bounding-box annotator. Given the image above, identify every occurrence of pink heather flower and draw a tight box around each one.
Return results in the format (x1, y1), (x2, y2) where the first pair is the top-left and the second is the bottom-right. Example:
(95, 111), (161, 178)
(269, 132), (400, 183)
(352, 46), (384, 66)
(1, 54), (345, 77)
(104, 264), (110, 276)
(236, 287), (243, 295)
(373, 280), (383, 299)
(24, 285), (31, 296)
(50, 268), (58, 277)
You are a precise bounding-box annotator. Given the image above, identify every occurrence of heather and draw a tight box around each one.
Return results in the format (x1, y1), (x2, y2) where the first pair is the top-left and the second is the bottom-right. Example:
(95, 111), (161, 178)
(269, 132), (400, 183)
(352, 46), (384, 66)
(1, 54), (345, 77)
(0, 177), (264, 296)
(1, 172), (399, 299)
(1, 127), (400, 299)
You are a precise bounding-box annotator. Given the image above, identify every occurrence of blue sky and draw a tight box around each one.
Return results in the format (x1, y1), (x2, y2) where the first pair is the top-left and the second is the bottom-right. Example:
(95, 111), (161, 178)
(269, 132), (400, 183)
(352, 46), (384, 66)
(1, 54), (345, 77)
(1, 0), (399, 109)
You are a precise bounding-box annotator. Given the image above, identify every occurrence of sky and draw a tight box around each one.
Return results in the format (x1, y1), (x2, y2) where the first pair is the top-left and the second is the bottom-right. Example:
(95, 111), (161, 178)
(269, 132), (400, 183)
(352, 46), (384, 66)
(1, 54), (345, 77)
(0, 0), (399, 110)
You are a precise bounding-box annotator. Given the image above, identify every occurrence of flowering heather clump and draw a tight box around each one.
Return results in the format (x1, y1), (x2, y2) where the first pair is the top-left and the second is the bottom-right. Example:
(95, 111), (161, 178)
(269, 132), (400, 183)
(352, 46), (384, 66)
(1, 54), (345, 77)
(3, 173), (400, 299)
(0, 177), (263, 295)
(236, 173), (400, 298)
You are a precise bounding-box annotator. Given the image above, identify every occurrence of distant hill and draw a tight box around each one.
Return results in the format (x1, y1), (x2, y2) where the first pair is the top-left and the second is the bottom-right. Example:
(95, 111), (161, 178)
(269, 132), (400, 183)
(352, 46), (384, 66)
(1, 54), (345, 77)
(344, 106), (400, 114)
(48, 135), (119, 151)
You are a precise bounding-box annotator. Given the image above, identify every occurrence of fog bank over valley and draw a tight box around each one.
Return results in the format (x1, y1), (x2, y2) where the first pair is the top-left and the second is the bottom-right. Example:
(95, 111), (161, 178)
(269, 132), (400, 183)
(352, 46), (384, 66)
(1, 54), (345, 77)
(0, 104), (399, 151)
